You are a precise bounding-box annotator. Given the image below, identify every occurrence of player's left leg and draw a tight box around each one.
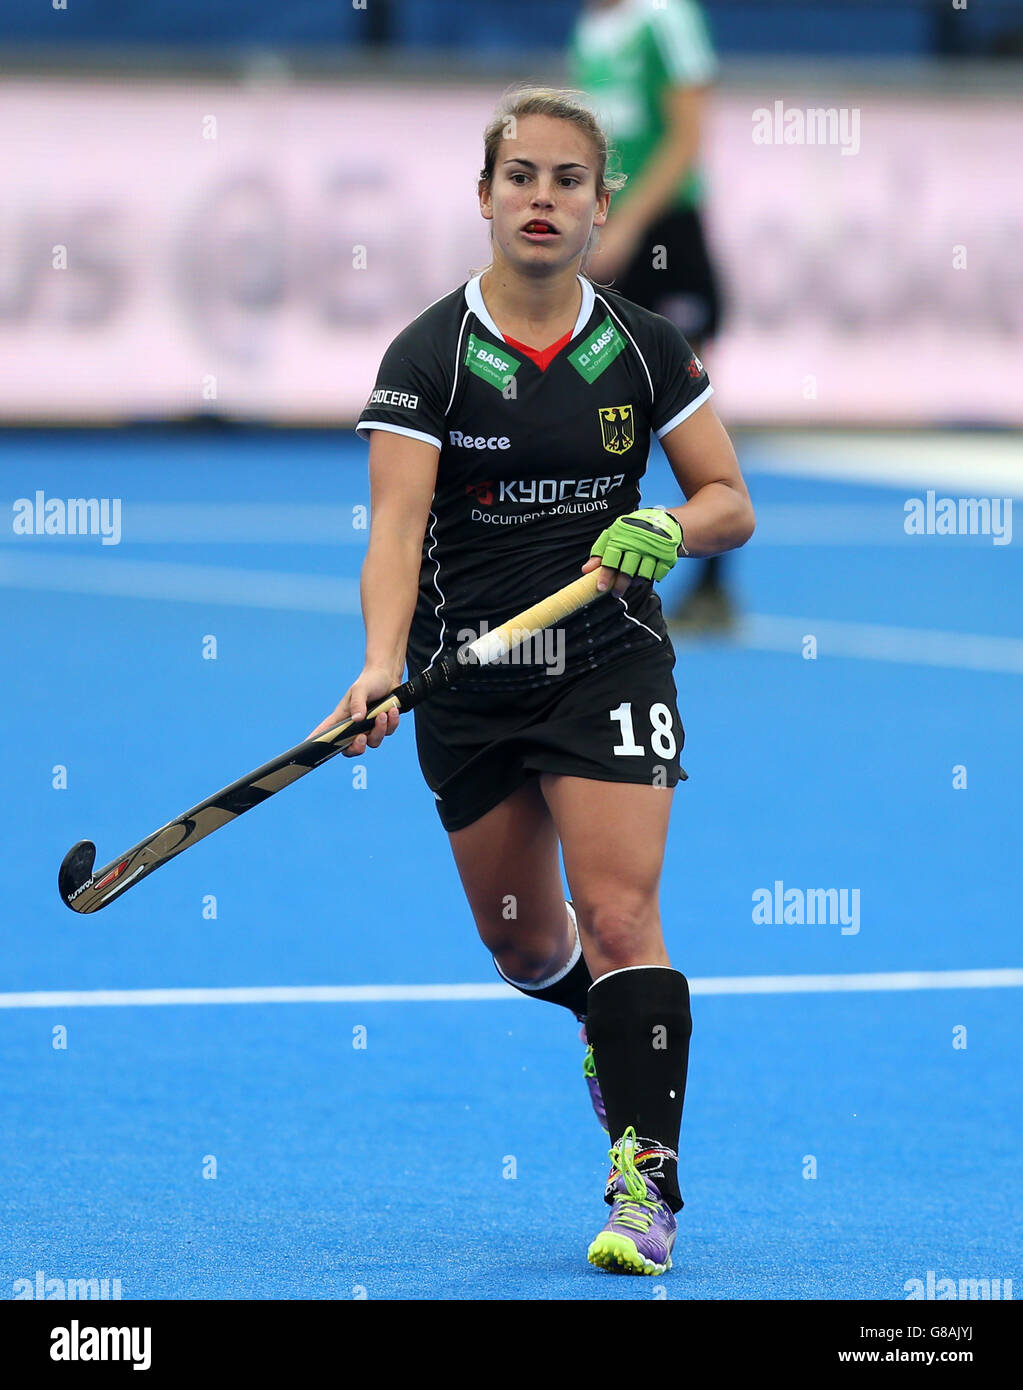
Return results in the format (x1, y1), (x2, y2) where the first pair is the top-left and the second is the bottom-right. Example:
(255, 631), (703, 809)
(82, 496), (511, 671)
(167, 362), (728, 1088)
(540, 773), (691, 1275)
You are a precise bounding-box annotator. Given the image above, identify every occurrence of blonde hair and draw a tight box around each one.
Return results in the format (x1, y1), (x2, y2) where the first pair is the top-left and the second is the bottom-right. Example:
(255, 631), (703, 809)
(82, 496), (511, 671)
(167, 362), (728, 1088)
(479, 85), (627, 202)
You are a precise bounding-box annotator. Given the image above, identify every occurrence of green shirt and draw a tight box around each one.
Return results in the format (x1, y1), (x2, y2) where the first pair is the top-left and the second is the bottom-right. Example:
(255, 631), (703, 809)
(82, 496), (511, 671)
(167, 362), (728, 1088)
(568, 0), (717, 213)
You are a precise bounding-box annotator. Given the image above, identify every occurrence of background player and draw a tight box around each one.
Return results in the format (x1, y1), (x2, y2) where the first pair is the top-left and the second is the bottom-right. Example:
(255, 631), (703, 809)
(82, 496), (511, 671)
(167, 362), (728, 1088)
(570, 0), (736, 632)
(310, 88), (754, 1275)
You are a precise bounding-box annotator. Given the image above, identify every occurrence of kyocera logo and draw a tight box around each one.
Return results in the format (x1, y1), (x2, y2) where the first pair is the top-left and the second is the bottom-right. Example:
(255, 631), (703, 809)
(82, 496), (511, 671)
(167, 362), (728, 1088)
(369, 387), (420, 409)
(499, 475), (625, 504)
(449, 431), (510, 450)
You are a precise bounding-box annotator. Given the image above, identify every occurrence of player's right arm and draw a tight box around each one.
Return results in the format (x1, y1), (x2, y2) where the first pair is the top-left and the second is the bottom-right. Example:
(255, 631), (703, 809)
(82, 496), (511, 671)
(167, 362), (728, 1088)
(308, 430), (439, 755)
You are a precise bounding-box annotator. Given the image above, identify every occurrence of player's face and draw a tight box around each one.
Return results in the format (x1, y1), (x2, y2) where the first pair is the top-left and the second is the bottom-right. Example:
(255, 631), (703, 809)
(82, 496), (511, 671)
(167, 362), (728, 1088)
(481, 115), (610, 274)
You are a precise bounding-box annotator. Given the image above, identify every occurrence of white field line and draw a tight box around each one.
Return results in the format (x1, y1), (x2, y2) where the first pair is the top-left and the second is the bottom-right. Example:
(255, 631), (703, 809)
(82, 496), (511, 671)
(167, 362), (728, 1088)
(1, 554), (1020, 672)
(0, 969), (1020, 1010)
(0, 554), (360, 613)
(1, 503), (366, 545)
(741, 431), (1023, 497)
(732, 502), (1014, 545)
(734, 615), (1023, 675)
(0, 500), (1013, 545)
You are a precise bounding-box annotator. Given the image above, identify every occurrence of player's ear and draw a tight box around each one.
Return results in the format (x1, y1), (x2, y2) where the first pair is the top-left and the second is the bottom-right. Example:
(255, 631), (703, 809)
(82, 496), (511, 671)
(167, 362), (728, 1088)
(593, 191), (610, 228)
(478, 180), (494, 221)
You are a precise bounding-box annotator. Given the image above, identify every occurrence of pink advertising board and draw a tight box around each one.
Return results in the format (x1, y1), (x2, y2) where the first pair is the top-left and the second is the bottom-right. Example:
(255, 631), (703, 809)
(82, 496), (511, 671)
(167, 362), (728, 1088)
(1, 78), (1019, 424)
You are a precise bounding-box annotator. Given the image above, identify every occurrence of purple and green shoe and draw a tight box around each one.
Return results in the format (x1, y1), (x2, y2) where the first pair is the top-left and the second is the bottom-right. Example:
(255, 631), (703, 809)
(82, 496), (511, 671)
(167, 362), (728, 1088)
(579, 1024), (608, 1131)
(587, 1127), (677, 1276)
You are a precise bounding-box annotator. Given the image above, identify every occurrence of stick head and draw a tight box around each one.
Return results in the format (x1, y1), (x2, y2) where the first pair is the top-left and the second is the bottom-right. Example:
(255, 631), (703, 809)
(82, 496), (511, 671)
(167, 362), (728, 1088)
(58, 840), (97, 911)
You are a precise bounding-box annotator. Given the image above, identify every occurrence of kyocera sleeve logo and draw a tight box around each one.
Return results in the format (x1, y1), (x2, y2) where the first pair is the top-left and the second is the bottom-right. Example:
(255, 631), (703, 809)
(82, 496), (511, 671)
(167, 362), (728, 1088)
(368, 387), (420, 410)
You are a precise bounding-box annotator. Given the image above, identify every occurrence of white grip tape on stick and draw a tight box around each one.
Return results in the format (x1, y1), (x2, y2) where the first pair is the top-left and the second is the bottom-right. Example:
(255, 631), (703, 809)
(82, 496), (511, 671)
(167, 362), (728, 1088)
(464, 572), (603, 668)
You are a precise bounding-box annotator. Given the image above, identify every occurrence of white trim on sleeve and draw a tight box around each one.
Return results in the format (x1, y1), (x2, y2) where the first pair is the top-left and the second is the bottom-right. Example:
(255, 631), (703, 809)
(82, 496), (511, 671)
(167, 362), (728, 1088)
(355, 420), (443, 449)
(654, 382), (714, 439)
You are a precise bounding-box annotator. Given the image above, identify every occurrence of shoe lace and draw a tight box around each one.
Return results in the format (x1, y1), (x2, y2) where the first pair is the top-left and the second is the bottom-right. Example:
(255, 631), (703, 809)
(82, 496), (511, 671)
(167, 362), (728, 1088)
(608, 1126), (660, 1233)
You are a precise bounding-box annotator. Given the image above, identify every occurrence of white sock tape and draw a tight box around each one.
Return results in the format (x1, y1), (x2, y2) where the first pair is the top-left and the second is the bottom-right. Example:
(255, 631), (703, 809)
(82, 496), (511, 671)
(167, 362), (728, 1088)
(495, 901), (581, 991)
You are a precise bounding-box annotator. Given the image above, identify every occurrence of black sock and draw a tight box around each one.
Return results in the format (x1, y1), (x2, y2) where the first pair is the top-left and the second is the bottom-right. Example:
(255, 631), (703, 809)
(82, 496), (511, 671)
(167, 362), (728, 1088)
(493, 904), (593, 1020)
(585, 966), (692, 1213)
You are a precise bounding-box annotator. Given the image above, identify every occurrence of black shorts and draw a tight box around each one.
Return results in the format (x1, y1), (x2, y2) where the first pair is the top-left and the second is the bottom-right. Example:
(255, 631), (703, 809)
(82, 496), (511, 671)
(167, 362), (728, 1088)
(414, 638), (685, 832)
(614, 206), (723, 348)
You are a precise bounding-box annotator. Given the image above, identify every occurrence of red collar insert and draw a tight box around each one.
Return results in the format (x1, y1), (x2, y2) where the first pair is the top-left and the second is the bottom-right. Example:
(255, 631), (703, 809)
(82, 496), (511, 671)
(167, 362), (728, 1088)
(502, 327), (574, 372)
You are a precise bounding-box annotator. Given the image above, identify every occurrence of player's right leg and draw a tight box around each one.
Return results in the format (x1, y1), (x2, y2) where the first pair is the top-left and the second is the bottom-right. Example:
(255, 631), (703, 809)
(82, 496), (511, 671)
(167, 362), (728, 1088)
(414, 695), (604, 1120)
(447, 777), (572, 986)
(446, 778), (605, 1124)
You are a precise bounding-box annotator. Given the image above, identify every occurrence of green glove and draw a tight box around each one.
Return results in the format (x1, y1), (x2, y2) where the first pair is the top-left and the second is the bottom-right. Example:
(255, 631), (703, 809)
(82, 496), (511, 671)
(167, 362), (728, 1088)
(590, 508), (686, 582)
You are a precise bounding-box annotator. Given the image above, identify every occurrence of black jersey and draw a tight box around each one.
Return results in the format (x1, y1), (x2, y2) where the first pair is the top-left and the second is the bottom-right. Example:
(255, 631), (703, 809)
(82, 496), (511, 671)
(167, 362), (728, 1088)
(356, 272), (713, 690)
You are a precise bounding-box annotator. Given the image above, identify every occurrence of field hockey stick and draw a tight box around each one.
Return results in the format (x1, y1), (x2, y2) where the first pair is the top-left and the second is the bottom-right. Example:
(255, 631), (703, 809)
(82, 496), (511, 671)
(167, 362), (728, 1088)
(58, 570), (605, 914)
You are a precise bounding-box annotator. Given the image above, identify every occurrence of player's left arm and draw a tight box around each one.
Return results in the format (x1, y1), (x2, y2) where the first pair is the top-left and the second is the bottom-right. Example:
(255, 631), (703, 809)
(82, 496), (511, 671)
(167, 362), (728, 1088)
(583, 401), (753, 593)
(658, 400), (755, 558)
